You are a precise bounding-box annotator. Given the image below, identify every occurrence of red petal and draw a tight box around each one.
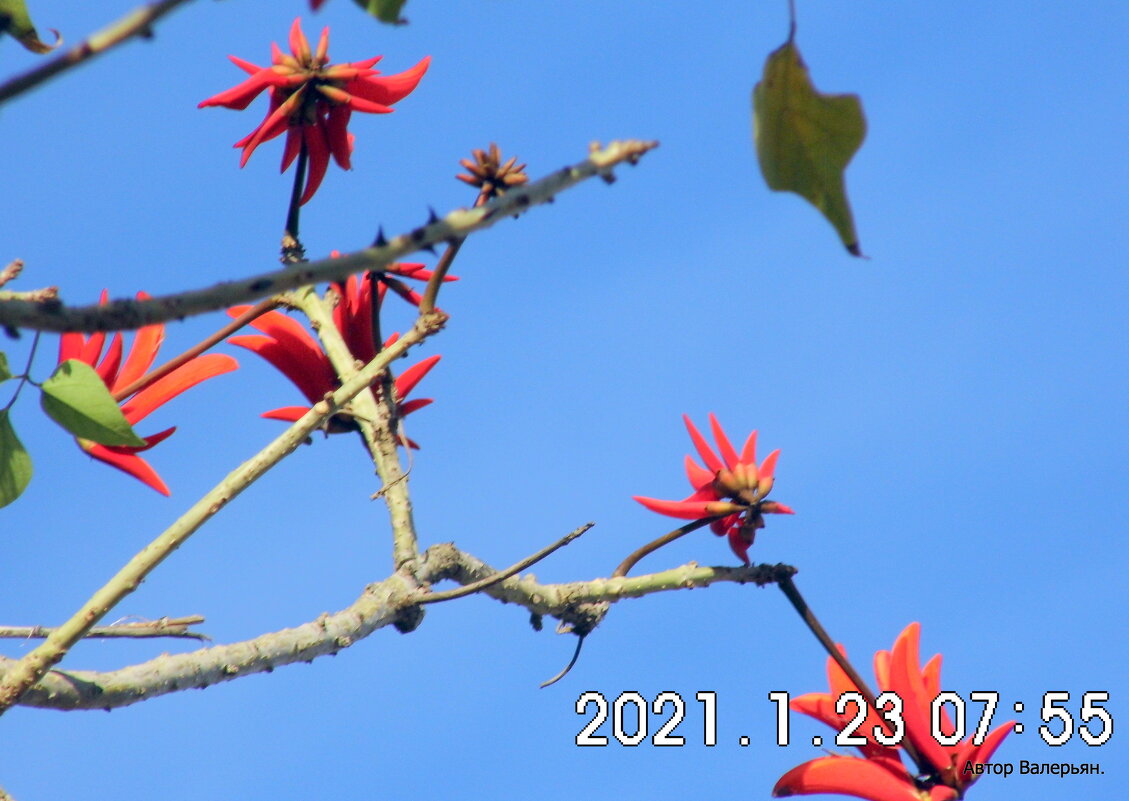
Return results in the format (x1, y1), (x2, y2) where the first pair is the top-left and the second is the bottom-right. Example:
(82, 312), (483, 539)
(759, 448), (781, 480)
(708, 413), (740, 469)
(300, 121), (330, 204)
(121, 354), (237, 423)
(314, 26), (330, 64)
(773, 755), (934, 801)
(228, 334), (332, 405)
(198, 67), (281, 110)
(114, 320), (165, 393)
(95, 333), (124, 384)
(288, 17), (311, 62)
(682, 415), (724, 473)
(398, 398), (433, 416)
(683, 454), (714, 490)
(349, 55), (383, 71)
(229, 55), (263, 76)
(632, 496), (714, 520)
(395, 355), (440, 399)
(280, 127), (303, 173)
(740, 430), (758, 465)
(79, 331), (106, 366)
(81, 441), (171, 496)
(325, 104), (352, 169)
(262, 406), (309, 422)
(346, 56), (430, 106)
(239, 87), (305, 167)
(58, 332), (85, 363)
(888, 624), (951, 776)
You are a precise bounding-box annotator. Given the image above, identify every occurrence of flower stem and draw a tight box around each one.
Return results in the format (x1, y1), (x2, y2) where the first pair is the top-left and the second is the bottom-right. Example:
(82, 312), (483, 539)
(2, 332), (41, 411)
(281, 142), (310, 264)
(111, 297), (279, 402)
(777, 574), (929, 775)
(418, 188), (491, 314)
(612, 517), (721, 578)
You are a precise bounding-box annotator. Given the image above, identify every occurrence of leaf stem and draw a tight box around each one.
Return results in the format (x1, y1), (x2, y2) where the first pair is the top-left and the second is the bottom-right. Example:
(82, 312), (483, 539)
(2, 332), (41, 411)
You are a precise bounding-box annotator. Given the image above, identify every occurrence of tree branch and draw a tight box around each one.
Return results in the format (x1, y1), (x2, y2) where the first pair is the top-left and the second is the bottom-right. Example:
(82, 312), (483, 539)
(2, 573), (419, 710)
(0, 313), (445, 714)
(0, 140), (659, 333)
(0, 542), (794, 711)
(0, 0), (197, 107)
(0, 616), (208, 641)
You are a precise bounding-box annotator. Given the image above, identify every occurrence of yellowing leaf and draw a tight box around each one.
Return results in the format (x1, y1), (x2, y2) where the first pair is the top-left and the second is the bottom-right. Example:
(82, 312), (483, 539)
(0, 0), (59, 54)
(40, 359), (147, 447)
(353, 0), (408, 25)
(753, 40), (866, 255)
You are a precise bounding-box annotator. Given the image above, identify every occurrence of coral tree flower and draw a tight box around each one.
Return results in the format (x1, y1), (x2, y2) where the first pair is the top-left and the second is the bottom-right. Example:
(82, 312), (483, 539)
(198, 18), (429, 204)
(227, 270), (439, 443)
(633, 414), (794, 563)
(58, 292), (238, 495)
(774, 623), (1014, 801)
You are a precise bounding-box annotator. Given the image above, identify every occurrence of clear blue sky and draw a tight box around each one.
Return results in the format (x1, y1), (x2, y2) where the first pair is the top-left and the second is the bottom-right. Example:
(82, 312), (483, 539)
(2, 1), (1126, 799)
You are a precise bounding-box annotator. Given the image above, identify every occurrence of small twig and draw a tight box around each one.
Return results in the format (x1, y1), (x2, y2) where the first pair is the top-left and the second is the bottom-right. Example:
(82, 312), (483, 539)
(0, 0), (196, 107)
(418, 188), (491, 314)
(0, 140), (660, 333)
(777, 574), (928, 775)
(419, 523), (594, 604)
(0, 260), (23, 288)
(612, 517), (721, 578)
(2, 332), (41, 411)
(539, 635), (586, 688)
(111, 297), (280, 402)
(0, 616), (208, 641)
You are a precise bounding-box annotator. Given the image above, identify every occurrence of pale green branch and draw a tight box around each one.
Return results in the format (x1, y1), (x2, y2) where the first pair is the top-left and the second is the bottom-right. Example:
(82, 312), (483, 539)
(0, 312), (445, 715)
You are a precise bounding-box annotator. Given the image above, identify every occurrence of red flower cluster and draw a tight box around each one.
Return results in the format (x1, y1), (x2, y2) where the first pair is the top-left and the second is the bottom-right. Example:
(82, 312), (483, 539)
(228, 271), (439, 442)
(59, 292), (237, 495)
(774, 623), (1014, 801)
(633, 414), (793, 563)
(198, 18), (429, 204)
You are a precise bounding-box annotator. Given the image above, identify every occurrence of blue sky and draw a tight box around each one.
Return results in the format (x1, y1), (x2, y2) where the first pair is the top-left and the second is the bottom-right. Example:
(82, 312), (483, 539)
(1, 1), (1126, 799)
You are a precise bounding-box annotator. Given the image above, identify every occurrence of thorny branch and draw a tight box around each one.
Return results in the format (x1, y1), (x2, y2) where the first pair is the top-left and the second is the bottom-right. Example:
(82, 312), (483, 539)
(0, 141), (659, 334)
(0, 0), (197, 106)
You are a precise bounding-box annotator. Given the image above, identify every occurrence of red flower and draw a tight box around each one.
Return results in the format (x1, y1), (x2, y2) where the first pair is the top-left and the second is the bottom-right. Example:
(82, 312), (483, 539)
(633, 414), (794, 563)
(774, 623), (1014, 801)
(198, 18), (429, 204)
(58, 292), (238, 495)
(327, 250), (457, 308)
(228, 272), (439, 443)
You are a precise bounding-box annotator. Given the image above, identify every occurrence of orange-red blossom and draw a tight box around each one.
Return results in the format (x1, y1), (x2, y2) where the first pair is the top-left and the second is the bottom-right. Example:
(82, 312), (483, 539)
(633, 414), (794, 563)
(58, 292), (237, 495)
(774, 623), (1014, 801)
(198, 18), (429, 204)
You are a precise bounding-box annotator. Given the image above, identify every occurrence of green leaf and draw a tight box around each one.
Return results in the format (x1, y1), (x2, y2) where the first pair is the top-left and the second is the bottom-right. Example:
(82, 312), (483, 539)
(753, 40), (866, 256)
(0, 410), (32, 508)
(0, 0), (59, 54)
(352, 0), (408, 24)
(0, 351), (11, 383)
(40, 359), (147, 447)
